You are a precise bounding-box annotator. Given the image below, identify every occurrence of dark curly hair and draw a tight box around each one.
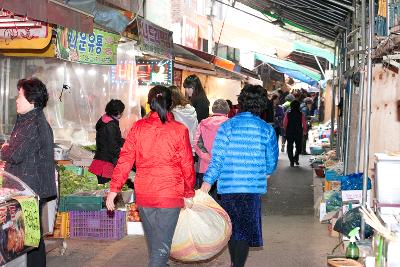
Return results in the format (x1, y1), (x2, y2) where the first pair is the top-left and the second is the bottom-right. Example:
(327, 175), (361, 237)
(105, 99), (125, 116)
(17, 78), (49, 108)
(147, 85), (172, 123)
(238, 85), (268, 116)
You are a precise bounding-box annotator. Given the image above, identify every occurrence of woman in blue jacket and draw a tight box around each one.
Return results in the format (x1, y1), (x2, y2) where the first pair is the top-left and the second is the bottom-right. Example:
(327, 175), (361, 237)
(201, 85), (279, 267)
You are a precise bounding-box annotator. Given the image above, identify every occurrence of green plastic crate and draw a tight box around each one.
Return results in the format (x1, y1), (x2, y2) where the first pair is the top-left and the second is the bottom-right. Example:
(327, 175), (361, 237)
(58, 195), (103, 212)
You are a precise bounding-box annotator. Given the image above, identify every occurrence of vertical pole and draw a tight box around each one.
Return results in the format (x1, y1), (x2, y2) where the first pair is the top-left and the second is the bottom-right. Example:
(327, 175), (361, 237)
(330, 43), (338, 151)
(361, 0), (375, 240)
(356, 0), (367, 172)
(386, 0), (390, 36)
(341, 31), (349, 167)
(344, 81), (353, 175)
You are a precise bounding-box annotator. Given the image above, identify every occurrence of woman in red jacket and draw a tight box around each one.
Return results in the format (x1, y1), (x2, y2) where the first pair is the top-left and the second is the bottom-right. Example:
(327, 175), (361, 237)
(106, 85), (195, 267)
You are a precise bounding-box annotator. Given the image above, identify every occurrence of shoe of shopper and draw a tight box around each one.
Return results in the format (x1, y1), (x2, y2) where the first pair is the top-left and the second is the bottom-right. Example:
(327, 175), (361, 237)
(295, 160), (299, 166)
(290, 161), (294, 167)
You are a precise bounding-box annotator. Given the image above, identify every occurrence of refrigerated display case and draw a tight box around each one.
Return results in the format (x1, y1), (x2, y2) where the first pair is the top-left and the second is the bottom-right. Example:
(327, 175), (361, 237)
(0, 170), (39, 266)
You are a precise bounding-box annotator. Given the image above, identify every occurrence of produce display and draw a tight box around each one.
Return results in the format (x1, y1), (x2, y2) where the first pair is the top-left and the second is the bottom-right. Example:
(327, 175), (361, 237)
(58, 166), (106, 196)
(127, 203), (141, 222)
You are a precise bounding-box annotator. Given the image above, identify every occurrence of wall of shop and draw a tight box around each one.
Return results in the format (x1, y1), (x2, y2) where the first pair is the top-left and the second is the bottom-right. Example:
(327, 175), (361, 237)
(181, 71), (242, 109)
(347, 64), (400, 176)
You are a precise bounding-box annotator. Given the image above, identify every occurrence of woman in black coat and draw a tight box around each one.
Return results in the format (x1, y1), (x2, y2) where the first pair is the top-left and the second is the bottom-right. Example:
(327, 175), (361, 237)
(283, 100), (308, 167)
(89, 99), (125, 184)
(183, 74), (210, 122)
(1, 78), (56, 267)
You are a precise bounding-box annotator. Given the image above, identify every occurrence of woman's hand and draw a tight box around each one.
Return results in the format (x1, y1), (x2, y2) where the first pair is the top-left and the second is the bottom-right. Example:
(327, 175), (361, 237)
(106, 192), (118, 211)
(184, 198), (194, 209)
(200, 182), (211, 193)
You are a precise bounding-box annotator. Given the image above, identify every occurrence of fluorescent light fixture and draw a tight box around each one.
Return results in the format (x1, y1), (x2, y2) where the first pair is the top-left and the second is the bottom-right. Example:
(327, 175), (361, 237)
(88, 69), (96, 76)
(0, 22), (42, 28)
(75, 68), (84, 75)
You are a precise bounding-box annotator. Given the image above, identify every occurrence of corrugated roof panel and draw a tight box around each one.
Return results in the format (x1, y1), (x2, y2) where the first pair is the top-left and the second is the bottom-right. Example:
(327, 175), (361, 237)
(238, 0), (352, 40)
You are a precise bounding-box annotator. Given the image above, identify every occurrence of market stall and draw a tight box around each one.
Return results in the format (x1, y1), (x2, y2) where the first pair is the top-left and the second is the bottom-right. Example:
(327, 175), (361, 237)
(0, 170), (40, 266)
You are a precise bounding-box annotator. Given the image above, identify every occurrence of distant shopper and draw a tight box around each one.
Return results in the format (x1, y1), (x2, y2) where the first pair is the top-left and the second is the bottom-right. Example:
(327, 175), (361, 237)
(301, 97), (314, 155)
(106, 85), (195, 267)
(226, 99), (238, 118)
(271, 94), (285, 144)
(283, 100), (308, 167)
(89, 99), (125, 184)
(169, 85), (198, 154)
(183, 74), (210, 122)
(194, 99), (229, 198)
(201, 85), (278, 267)
(1, 78), (57, 267)
(281, 93), (295, 152)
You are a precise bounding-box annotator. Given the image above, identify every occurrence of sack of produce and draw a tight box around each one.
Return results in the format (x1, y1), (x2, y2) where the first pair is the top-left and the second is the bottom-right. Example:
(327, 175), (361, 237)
(170, 190), (231, 262)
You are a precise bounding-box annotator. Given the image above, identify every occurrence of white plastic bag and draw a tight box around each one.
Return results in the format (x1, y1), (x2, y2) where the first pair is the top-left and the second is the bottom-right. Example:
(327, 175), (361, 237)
(170, 190), (232, 262)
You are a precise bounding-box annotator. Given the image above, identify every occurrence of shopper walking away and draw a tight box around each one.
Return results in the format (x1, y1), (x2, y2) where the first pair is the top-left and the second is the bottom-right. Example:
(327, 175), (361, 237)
(106, 85), (195, 267)
(169, 85), (198, 154)
(194, 99), (229, 199)
(89, 99), (125, 184)
(183, 74), (210, 122)
(1, 78), (57, 267)
(301, 97), (314, 155)
(280, 94), (295, 152)
(283, 100), (308, 167)
(200, 85), (279, 267)
(271, 94), (285, 145)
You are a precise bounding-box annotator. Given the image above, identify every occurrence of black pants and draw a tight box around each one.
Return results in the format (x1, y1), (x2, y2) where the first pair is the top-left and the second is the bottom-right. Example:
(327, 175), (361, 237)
(302, 133), (308, 154)
(274, 127), (280, 144)
(228, 240), (249, 267)
(287, 135), (303, 163)
(27, 200), (46, 267)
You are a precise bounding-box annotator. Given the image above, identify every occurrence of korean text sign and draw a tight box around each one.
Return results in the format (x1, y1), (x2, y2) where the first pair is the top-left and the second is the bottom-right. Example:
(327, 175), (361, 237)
(57, 27), (120, 65)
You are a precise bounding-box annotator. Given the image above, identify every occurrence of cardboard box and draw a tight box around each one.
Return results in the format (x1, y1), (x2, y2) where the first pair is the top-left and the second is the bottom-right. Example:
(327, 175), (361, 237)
(127, 222), (144, 235)
(342, 190), (371, 214)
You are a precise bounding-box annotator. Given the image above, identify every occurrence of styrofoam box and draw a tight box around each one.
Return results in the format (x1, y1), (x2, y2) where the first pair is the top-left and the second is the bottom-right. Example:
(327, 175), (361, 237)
(375, 153), (400, 204)
(127, 221), (144, 235)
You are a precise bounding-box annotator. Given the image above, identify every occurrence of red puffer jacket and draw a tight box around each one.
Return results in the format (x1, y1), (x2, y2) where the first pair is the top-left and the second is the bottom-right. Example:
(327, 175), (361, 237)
(110, 112), (195, 208)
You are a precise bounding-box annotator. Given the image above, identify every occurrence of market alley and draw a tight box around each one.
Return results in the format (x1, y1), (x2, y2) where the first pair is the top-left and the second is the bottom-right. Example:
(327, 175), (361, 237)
(47, 152), (337, 267)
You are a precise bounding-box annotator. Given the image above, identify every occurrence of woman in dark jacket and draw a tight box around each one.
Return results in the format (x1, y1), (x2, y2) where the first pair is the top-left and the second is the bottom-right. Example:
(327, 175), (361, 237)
(283, 100), (308, 167)
(1, 78), (56, 267)
(183, 74), (210, 122)
(89, 99), (125, 184)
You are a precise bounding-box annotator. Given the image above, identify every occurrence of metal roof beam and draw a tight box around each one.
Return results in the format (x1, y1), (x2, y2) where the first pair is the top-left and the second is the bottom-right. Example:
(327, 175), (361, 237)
(325, 0), (355, 11)
(296, 0), (347, 20)
(258, 0), (347, 29)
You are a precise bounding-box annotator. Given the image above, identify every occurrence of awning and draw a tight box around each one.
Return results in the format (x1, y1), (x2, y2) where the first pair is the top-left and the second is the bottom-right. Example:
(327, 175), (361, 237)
(255, 53), (321, 85)
(293, 41), (335, 65)
(0, 0), (94, 33)
(173, 44), (215, 71)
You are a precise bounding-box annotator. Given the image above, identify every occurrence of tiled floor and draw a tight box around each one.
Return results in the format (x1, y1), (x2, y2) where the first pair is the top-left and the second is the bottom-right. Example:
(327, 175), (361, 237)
(47, 152), (339, 267)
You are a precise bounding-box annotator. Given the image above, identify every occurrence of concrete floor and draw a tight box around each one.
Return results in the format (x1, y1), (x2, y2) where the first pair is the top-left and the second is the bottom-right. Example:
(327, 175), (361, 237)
(47, 152), (339, 267)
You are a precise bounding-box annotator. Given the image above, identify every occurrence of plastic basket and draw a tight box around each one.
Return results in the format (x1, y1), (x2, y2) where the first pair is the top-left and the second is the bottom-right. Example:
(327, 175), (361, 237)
(69, 210), (126, 240)
(325, 170), (340, 181)
(53, 212), (70, 238)
(58, 195), (103, 212)
(310, 146), (324, 155)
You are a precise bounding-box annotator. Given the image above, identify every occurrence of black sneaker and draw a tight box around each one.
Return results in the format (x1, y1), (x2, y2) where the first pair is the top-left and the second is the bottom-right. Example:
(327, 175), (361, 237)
(290, 162), (294, 167)
(295, 160), (299, 166)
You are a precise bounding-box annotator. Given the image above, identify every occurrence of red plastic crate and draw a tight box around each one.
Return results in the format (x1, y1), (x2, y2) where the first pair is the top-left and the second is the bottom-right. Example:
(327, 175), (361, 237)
(69, 210), (126, 240)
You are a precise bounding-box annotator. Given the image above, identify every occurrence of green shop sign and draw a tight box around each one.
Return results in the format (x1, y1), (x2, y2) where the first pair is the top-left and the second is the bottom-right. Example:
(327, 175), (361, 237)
(56, 27), (120, 65)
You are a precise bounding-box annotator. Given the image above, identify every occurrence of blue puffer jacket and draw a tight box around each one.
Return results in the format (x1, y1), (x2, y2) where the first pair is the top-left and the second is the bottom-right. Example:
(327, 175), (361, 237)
(203, 112), (279, 194)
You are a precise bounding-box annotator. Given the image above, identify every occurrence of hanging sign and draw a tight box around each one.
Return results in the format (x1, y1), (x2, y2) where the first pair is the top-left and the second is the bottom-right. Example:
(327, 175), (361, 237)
(136, 59), (173, 86)
(56, 27), (120, 65)
(136, 17), (173, 59)
(182, 16), (198, 49)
